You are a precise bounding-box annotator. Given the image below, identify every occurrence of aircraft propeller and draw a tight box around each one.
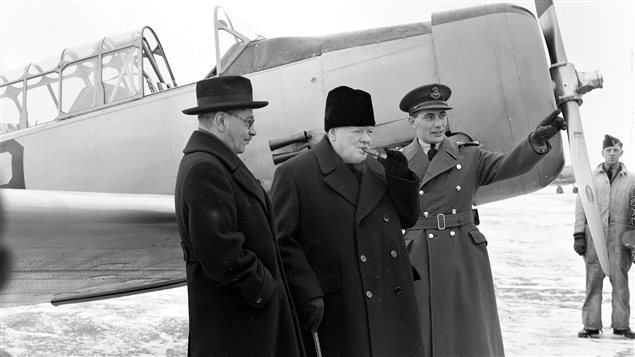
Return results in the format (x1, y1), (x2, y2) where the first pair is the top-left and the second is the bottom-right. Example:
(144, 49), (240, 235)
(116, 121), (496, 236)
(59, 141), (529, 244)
(535, 1), (609, 276)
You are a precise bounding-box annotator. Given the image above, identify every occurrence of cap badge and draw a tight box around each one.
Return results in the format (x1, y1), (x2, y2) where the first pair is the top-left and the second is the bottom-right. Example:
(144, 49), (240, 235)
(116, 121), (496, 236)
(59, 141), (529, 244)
(430, 87), (441, 100)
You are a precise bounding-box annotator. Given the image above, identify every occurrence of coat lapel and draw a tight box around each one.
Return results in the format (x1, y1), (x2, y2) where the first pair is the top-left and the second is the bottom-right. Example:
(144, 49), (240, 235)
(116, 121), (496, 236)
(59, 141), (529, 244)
(183, 130), (268, 214)
(355, 160), (386, 223)
(314, 137), (359, 206)
(403, 138), (428, 182)
(421, 137), (459, 187)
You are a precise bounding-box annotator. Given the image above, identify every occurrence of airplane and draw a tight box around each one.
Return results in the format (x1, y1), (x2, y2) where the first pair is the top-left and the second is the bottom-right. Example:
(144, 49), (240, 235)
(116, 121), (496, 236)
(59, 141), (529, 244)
(0, 1), (606, 307)
(551, 165), (577, 193)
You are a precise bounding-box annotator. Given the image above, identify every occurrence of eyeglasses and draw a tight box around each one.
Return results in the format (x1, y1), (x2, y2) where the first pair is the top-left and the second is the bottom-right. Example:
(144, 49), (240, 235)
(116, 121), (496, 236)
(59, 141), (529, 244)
(226, 112), (255, 129)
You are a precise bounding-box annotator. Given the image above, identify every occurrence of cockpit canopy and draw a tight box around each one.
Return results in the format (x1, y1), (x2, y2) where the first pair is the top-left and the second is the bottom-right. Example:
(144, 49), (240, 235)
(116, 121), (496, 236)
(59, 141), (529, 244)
(0, 27), (176, 134)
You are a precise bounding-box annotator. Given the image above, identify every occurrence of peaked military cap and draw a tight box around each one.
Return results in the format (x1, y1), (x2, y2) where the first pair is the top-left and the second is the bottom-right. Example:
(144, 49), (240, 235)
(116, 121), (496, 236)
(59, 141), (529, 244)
(182, 76), (268, 115)
(324, 86), (375, 132)
(603, 134), (622, 149)
(399, 83), (453, 115)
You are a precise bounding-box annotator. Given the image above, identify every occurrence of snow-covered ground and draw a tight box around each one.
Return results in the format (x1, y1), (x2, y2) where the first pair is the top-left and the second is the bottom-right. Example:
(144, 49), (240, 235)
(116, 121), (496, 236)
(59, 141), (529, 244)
(1, 187), (634, 356)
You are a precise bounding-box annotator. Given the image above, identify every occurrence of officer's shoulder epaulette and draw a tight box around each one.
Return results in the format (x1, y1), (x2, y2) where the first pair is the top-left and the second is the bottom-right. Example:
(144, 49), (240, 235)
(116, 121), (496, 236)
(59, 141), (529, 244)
(457, 141), (481, 148)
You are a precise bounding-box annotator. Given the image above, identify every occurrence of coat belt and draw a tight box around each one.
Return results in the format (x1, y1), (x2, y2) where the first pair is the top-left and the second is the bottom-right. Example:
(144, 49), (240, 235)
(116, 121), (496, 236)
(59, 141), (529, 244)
(410, 210), (475, 230)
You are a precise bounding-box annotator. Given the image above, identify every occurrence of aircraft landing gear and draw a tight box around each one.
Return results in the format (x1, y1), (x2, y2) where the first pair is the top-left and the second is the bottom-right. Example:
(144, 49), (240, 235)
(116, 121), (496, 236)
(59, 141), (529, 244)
(556, 186), (564, 194)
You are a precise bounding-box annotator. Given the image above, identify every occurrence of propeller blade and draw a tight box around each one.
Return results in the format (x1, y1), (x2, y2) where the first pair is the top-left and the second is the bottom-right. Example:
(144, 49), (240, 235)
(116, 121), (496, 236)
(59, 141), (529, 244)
(535, 0), (610, 276)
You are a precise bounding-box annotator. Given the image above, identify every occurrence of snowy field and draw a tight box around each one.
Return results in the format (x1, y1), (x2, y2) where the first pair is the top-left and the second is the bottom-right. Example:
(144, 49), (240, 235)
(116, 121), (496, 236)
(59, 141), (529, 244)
(1, 186), (634, 356)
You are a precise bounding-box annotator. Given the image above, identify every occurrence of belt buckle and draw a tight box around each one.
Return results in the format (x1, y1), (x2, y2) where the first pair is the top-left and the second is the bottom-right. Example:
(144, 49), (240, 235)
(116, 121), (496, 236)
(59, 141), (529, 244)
(437, 214), (446, 230)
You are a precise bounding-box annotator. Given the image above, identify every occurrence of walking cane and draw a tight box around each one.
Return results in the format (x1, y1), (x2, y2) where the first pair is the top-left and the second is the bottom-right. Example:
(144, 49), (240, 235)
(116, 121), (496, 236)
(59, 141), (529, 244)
(312, 331), (323, 357)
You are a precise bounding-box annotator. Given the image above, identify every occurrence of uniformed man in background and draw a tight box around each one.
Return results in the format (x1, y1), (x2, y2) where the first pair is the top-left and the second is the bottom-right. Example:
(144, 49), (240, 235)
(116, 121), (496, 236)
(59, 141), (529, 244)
(574, 134), (635, 339)
(399, 83), (566, 356)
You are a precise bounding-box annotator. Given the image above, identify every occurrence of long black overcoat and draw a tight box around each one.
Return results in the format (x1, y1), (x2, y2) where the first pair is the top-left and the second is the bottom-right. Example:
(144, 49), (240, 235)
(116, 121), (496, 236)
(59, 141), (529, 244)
(403, 136), (547, 357)
(271, 137), (425, 357)
(174, 130), (306, 357)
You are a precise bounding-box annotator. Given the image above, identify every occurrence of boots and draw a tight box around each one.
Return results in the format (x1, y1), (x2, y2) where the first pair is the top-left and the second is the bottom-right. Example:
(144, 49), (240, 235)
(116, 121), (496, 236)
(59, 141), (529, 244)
(577, 328), (600, 338)
(613, 328), (635, 339)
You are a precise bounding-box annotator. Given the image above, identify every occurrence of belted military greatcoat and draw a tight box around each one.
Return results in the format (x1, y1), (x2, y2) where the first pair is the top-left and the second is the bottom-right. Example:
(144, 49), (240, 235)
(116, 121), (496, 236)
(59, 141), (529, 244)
(271, 137), (425, 357)
(175, 130), (306, 357)
(403, 136), (547, 357)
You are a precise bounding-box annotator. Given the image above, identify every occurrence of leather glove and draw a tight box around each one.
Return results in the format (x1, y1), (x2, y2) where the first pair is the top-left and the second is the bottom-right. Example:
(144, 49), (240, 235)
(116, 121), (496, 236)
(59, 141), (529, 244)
(377, 149), (409, 178)
(303, 297), (324, 333)
(573, 232), (586, 256)
(530, 109), (566, 145)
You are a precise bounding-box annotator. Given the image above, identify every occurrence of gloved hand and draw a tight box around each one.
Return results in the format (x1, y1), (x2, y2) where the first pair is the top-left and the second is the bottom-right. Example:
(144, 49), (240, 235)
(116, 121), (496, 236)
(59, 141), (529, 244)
(530, 109), (567, 145)
(303, 297), (324, 333)
(378, 149), (409, 178)
(573, 232), (586, 256)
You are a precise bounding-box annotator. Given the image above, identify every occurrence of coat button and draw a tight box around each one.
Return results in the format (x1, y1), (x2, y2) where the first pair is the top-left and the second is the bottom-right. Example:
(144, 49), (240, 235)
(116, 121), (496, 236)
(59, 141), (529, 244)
(366, 291), (373, 299)
(456, 185), (462, 192)
(390, 250), (397, 258)
(451, 209), (457, 214)
(423, 212), (429, 217)
(360, 255), (367, 263)
(394, 286), (402, 295)
(428, 233), (434, 239)
(383, 215), (390, 222)
(450, 230), (456, 237)
(456, 164), (462, 170)
(256, 297), (262, 304)
(418, 190), (424, 196)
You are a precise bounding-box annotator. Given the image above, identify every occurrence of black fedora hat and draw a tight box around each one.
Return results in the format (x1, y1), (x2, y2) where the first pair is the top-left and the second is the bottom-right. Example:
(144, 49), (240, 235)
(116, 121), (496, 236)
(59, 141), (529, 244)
(182, 76), (268, 115)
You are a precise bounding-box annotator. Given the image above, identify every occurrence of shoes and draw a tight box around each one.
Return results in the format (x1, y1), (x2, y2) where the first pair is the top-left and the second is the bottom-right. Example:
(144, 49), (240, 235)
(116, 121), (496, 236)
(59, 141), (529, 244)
(577, 328), (600, 338)
(613, 328), (635, 339)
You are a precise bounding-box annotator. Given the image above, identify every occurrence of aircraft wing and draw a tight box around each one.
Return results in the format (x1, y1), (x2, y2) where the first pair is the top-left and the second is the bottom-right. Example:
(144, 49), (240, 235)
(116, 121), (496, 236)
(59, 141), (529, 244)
(0, 189), (184, 306)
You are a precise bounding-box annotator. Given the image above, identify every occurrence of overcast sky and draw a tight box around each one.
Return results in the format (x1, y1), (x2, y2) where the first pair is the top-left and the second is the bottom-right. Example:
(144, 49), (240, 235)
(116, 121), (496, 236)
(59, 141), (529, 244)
(1, 0), (633, 167)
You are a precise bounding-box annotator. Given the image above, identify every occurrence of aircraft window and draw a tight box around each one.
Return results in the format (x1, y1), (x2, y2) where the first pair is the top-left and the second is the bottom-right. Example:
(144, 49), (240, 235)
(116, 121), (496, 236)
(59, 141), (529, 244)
(0, 81), (23, 134)
(61, 57), (98, 113)
(102, 47), (140, 103)
(26, 73), (59, 128)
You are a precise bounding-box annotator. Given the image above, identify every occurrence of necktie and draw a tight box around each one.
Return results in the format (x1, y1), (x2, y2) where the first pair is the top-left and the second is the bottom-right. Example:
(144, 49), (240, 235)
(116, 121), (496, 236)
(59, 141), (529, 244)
(428, 143), (438, 161)
(607, 167), (613, 182)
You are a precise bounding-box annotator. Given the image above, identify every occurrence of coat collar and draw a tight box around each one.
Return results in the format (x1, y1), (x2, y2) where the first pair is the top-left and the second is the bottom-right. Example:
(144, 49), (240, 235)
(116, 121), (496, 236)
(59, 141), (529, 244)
(404, 137), (459, 187)
(183, 130), (268, 213)
(594, 162), (629, 177)
(313, 137), (385, 222)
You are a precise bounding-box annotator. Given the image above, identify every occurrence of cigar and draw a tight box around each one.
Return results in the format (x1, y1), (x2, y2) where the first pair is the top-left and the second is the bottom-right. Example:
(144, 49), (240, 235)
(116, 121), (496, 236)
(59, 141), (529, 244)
(362, 148), (384, 159)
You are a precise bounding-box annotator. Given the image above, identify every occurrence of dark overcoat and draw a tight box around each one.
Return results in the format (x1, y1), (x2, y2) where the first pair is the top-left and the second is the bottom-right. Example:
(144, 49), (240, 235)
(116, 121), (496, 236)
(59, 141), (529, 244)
(174, 130), (306, 357)
(271, 137), (425, 357)
(403, 136), (547, 357)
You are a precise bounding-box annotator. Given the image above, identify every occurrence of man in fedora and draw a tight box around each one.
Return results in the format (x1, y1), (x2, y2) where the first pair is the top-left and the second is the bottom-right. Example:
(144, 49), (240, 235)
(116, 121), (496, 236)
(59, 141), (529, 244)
(399, 83), (566, 356)
(271, 86), (425, 356)
(574, 134), (635, 339)
(175, 76), (306, 356)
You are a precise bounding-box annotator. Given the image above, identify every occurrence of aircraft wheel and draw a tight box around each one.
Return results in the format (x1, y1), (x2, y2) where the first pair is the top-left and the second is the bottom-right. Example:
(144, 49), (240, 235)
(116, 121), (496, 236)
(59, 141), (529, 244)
(556, 186), (563, 194)
(573, 187), (578, 194)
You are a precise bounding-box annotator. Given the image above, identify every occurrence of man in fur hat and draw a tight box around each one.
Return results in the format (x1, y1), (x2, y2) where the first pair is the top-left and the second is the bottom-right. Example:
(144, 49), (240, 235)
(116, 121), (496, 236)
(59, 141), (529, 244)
(175, 76), (306, 356)
(271, 86), (425, 356)
(574, 134), (635, 339)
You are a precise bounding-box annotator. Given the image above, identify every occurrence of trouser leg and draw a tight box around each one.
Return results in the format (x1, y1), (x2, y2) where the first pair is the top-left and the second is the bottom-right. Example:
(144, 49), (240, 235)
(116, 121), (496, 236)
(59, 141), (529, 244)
(582, 257), (604, 329)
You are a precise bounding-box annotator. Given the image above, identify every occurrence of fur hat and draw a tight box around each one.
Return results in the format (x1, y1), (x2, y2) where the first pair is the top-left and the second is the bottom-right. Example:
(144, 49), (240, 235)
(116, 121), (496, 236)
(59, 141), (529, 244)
(324, 86), (375, 132)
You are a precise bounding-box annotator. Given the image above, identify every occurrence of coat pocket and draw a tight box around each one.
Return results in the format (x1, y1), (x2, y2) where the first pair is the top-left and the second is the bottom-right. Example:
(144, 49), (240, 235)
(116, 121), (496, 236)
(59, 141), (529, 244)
(468, 229), (488, 246)
(318, 272), (341, 295)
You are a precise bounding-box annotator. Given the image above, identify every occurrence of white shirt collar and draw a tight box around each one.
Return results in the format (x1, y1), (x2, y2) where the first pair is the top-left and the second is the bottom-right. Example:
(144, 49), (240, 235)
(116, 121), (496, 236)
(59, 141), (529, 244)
(418, 138), (434, 154)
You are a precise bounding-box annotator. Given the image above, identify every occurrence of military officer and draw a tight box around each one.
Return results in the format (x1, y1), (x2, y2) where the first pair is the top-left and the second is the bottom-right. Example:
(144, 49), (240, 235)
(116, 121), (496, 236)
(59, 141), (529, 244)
(399, 83), (566, 356)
